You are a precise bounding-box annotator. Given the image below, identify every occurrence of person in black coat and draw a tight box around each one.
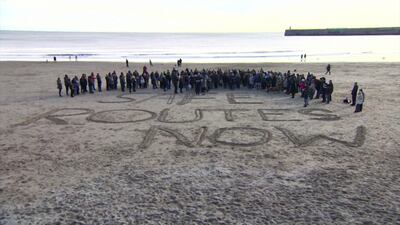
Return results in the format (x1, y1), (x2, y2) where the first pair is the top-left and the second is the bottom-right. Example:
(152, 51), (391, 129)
(325, 64), (331, 75)
(171, 69), (179, 94)
(314, 78), (321, 99)
(194, 73), (202, 95)
(64, 75), (71, 95)
(303, 83), (310, 107)
(160, 74), (167, 92)
(321, 78), (327, 102)
(351, 82), (358, 106)
(289, 76), (297, 98)
(178, 74), (184, 93)
(57, 77), (62, 97)
(119, 72), (126, 92)
(80, 74), (88, 93)
(105, 73), (110, 91)
(126, 71), (132, 93)
(112, 72), (118, 90)
(96, 73), (102, 92)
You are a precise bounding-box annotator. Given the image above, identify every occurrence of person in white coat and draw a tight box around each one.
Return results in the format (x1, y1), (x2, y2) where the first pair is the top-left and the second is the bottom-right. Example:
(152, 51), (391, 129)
(354, 89), (365, 113)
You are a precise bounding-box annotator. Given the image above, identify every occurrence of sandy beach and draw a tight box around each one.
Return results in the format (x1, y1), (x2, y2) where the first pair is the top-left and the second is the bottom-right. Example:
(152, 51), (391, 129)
(0, 61), (399, 224)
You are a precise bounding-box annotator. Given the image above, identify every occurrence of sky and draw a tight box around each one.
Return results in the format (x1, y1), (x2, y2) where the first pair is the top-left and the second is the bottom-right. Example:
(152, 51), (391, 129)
(0, 0), (399, 32)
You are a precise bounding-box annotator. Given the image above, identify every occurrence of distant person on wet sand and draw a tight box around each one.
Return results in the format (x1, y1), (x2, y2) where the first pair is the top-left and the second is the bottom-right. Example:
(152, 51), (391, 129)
(325, 64), (331, 75)
(304, 54), (306, 62)
(149, 59), (153, 67)
(53, 56), (57, 62)
(126, 59), (129, 67)
(354, 89), (365, 113)
(57, 77), (62, 97)
(301, 54), (303, 62)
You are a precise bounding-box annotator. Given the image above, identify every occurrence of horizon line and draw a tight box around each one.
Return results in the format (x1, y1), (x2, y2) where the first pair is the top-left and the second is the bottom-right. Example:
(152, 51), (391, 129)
(0, 29), (285, 34)
(2, 26), (398, 34)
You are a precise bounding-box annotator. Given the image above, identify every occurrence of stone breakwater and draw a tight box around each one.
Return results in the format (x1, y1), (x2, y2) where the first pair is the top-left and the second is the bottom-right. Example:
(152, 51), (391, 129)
(285, 27), (400, 36)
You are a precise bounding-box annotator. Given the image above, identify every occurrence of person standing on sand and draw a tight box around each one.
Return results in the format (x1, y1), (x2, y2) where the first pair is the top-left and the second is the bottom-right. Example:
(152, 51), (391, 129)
(151, 72), (158, 89)
(326, 80), (334, 104)
(112, 71), (118, 90)
(194, 73), (202, 95)
(355, 89), (365, 113)
(351, 82), (358, 106)
(57, 77), (62, 97)
(53, 56), (57, 62)
(160, 73), (167, 92)
(304, 54), (307, 62)
(325, 64), (331, 75)
(314, 78), (321, 99)
(165, 70), (171, 90)
(301, 54), (303, 62)
(126, 71), (133, 93)
(126, 59), (129, 67)
(96, 73), (102, 92)
(75, 55), (78, 61)
(80, 74), (88, 93)
(64, 75), (70, 96)
(321, 78), (327, 102)
(289, 76), (297, 98)
(71, 77), (79, 97)
(303, 83), (310, 107)
(75, 76), (80, 95)
(70, 78), (75, 97)
(105, 73), (110, 91)
(88, 73), (95, 93)
(309, 76), (316, 99)
(131, 73), (137, 92)
(120, 72), (126, 92)
(172, 68), (179, 94)
(178, 73), (184, 93)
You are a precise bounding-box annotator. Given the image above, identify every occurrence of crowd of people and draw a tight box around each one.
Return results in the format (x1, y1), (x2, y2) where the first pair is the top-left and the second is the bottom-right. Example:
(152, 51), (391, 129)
(57, 65), (364, 112)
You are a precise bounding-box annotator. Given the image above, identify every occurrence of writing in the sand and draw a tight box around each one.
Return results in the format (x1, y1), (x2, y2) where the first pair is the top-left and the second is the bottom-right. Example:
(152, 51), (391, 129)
(137, 125), (366, 149)
(12, 107), (366, 148)
(14, 107), (340, 126)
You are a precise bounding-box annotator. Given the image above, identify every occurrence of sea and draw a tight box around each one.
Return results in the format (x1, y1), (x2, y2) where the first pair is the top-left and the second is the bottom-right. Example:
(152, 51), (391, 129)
(0, 30), (399, 63)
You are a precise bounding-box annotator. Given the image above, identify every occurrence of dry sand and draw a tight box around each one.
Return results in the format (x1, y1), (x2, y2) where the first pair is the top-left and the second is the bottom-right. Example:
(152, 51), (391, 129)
(0, 61), (399, 224)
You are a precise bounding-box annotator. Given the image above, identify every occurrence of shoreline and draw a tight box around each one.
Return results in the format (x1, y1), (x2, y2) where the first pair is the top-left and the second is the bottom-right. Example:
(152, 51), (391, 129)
(1, 61), (400, 64)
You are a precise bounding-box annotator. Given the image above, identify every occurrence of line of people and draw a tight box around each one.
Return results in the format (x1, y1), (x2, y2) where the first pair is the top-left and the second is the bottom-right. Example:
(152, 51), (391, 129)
(56, 66), (364, 112)
(60, 73), (101, 97)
